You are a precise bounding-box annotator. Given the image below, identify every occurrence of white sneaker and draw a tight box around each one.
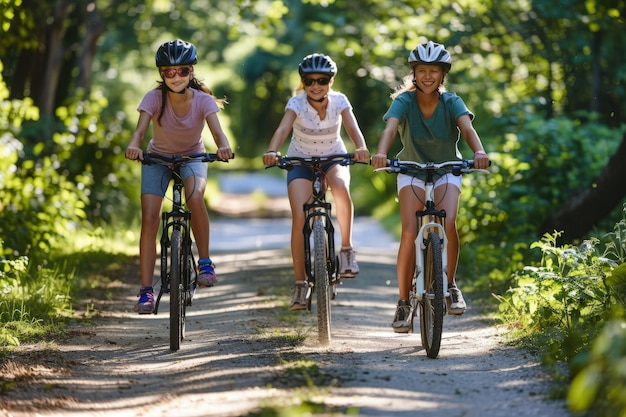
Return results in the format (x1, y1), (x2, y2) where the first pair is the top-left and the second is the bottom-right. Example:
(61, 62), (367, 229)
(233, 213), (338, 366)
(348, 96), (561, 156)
(391, 299), (411, 333)
(289, 282), (310, 311)
(447, 286), (467, 315)
(339, 248), (359, 278)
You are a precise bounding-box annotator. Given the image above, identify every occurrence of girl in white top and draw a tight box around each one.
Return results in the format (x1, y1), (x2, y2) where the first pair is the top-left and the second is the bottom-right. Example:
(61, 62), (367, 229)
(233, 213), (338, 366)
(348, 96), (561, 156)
(262, 53), (370, 311)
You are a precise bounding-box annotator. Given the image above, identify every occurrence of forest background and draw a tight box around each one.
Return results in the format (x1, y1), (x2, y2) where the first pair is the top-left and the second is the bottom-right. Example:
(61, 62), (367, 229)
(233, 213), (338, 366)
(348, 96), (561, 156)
(1, 0), (626, 415)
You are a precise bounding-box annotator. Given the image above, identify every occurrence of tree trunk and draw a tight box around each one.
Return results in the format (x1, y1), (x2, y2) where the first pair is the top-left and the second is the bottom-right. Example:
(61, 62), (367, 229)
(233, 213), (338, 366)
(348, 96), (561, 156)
(41, 0), (72, 118)
(538, 129), (626, 241)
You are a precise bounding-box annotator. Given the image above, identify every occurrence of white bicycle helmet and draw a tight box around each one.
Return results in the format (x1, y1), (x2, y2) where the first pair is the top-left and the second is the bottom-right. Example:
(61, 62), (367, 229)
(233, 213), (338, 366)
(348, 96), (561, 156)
(408, 41), (452, 72)
(298, 53), (337, 77)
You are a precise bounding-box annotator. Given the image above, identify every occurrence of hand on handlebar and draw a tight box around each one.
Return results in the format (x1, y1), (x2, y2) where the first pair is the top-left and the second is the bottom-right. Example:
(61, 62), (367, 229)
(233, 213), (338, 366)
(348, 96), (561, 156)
(370, 153), (389, 169)
(262, 151), (279, 167)
(125, 146), (144, 161)
(353, 148), (370, 163)
(472, 152), (490, 170)
(216, 146), (234, 162)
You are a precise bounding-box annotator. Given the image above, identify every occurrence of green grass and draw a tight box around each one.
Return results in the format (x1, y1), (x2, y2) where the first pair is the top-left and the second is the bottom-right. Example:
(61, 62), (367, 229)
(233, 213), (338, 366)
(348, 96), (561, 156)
(0, 228), (138, 351)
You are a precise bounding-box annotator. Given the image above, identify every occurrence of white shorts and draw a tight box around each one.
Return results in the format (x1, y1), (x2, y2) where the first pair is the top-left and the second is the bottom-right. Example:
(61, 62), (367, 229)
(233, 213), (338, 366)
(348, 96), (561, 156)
(397, 172), (462, 193)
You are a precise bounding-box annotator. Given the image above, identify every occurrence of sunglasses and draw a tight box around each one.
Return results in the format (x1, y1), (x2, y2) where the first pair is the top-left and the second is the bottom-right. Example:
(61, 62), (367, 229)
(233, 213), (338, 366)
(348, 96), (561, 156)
(303, 77), (331, 87)
(161, 67), (192, 79)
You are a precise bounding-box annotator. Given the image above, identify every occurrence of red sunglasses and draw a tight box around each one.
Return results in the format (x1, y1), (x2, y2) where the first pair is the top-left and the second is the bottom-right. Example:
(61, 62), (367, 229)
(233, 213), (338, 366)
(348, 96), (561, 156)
(161, 67), (192, 79)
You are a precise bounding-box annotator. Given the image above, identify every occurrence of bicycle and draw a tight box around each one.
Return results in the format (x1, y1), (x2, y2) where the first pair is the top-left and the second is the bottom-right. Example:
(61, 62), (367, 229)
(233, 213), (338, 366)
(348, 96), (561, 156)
(142, 152), (232, 351)
(375, 159), (489, 358)
(270, 153), (361, 345)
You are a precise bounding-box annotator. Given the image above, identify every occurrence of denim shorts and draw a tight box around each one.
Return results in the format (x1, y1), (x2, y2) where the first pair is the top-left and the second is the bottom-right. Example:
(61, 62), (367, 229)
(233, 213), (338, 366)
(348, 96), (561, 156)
(397, 172), (462, 193)
(141, 160), (207, 196)
(287, 161), (343, 184)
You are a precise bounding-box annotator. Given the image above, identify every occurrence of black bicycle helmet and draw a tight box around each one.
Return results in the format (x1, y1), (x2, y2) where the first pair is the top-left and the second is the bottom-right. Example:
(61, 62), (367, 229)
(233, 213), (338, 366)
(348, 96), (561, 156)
(155, 39), (198, 67)
(408, 41), (452, 72)
(298, 53), (337, 77)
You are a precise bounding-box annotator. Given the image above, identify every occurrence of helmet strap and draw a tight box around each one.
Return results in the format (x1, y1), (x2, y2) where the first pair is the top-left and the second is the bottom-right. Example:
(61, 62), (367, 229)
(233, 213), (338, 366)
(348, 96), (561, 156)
(412, 79), (440, 96)
(307, 94), (327, 103)
(166, 85), (187, 95)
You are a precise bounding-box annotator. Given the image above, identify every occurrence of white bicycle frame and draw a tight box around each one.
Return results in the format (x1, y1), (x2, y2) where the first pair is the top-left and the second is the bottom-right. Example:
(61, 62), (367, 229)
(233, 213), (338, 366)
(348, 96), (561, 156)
(412, 181), (449, 302)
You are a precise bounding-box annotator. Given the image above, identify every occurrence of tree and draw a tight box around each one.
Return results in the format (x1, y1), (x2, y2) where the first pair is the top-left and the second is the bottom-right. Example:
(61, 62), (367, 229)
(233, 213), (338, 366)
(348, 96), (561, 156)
(539, 129), (626, 240)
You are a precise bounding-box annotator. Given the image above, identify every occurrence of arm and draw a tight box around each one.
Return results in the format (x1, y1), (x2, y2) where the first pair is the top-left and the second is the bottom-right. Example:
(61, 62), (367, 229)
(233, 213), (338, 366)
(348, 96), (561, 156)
(371, 117), (400, 169)
(457, 114), (489, 169)
(341, 108), (369, 163)
(206, 112), (234, 160)
(125, 111), (152, 161)
(262, 109), (297, 166)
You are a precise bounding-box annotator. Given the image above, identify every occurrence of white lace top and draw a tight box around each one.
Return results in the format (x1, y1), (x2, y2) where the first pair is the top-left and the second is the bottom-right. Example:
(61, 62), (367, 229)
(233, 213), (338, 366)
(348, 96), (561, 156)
(285, 90), (351, 157)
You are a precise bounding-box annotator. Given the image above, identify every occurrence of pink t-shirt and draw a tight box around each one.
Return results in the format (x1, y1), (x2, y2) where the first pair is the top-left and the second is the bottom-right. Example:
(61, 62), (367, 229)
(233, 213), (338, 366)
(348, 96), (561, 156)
(137, 89), (220, 155)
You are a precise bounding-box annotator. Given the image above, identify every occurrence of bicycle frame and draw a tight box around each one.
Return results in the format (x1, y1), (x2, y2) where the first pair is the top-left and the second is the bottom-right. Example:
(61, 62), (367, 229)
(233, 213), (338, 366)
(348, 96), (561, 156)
(376, 158), (489, 358)
(270, 153), (358, 345)
(414, 179), (449, 302)
(302, 166), (338, 286)
(154, 164), (195, 315)
(142, 152), (231, 351)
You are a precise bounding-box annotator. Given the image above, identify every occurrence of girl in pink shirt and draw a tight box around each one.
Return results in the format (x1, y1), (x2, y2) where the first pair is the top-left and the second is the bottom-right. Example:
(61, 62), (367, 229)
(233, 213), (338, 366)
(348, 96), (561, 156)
(125, 39), (234, 314)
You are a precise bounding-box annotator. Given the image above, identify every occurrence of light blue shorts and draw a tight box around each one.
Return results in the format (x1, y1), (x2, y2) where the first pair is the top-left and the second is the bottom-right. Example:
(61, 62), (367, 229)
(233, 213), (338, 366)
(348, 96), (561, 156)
(141, 160), (207, 196)
(397, 172), (462, 193)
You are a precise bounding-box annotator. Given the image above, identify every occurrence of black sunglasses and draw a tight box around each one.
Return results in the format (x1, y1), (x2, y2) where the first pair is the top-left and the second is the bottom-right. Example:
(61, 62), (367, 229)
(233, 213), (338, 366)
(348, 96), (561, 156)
(303, 77), (331, 87)
(161, 67), (192, 79)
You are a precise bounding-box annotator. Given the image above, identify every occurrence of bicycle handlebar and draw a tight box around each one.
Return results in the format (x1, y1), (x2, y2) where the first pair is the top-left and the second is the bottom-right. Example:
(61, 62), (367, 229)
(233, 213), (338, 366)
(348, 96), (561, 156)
(268, 153), (365, 171)
(141, 152), (234, 165)
(374, 159), (491, 176)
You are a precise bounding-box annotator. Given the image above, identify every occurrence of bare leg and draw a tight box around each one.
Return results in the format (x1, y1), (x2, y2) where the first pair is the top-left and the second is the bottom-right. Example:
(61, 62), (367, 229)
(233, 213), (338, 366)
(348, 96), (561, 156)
(139, 194), (164, 288)
(184, 176), (210, 260)
(327, 164), (354, 248)
(433, 184), (461, 284)
(288, 178), (312, 281)
(397, 185), (425, 300)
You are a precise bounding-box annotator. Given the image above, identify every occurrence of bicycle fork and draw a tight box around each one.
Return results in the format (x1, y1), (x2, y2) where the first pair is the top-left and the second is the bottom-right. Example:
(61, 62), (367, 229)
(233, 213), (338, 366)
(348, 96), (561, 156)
(303, 204), (337, 285)
(413, 213), (449, 302)
(154, 210), (193, 314)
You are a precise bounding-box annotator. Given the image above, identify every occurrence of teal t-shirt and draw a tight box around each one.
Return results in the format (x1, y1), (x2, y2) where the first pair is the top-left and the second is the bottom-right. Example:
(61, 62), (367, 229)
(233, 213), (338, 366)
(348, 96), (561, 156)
(383, 91), (473, 164)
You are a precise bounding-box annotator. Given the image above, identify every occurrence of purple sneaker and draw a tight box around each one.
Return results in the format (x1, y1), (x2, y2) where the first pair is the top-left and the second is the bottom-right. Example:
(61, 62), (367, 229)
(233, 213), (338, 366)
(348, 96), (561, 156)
(134, 287), (154, 314)
(197, 258), (217, 287)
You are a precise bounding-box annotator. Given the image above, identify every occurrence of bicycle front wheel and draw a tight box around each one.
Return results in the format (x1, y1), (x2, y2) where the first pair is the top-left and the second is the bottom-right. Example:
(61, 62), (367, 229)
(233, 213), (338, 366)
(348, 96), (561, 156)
(313, 219), (331, 345)
(419, 230), (444, 358)
(169, 229), (184, 351)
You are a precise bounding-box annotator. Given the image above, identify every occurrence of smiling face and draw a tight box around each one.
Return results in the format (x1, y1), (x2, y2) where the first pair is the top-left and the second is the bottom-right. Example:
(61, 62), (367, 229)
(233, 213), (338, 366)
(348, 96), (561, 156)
(412, 64), (445, 94)
(302, 73), (333, 101)
(160, 65), (193, 93)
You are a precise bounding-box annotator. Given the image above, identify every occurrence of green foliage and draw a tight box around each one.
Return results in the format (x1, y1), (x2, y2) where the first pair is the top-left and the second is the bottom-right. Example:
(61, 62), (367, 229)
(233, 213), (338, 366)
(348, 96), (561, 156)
(460, 112), (625, 294)
(0, 76), (89, 256)
(568, 320), (626, 417)
(0, 240), (73, 347)
(496, 231), (617, 362)
(497, 207), (626, 415)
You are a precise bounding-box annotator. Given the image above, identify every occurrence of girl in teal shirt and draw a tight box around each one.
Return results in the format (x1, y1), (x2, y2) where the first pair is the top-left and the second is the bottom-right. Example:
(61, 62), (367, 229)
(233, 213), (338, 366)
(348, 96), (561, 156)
(371, 41), (490, 333)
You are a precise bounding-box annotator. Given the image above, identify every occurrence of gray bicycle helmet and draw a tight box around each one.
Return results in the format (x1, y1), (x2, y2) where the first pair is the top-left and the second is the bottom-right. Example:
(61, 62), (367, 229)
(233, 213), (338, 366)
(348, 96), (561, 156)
(298, 53), (337, 77)
(155, 39), (198, 67)
(408, 41), (452, 72)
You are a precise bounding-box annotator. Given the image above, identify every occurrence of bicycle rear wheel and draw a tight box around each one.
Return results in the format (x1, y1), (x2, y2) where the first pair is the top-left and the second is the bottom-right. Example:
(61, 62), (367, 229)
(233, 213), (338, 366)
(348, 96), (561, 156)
(169, 229), (184, 351)
(419, 230), (444, 358)
(313, 219), (331, 345)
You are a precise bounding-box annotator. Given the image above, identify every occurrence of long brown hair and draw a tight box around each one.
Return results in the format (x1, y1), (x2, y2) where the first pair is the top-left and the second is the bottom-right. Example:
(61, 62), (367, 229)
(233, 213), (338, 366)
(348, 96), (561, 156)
(155, 73), (226, 125)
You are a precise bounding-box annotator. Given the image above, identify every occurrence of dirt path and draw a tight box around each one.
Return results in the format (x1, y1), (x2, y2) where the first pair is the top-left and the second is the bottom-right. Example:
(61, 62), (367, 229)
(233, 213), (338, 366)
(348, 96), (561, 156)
(0, 218), (571, 417)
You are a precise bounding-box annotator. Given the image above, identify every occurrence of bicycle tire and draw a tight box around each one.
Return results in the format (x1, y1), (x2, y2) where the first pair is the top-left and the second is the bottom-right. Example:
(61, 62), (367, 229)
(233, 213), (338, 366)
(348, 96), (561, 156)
(169, 229), (183, 351)
(419, 230), (444, 358)
(313, 219), (331, 345)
